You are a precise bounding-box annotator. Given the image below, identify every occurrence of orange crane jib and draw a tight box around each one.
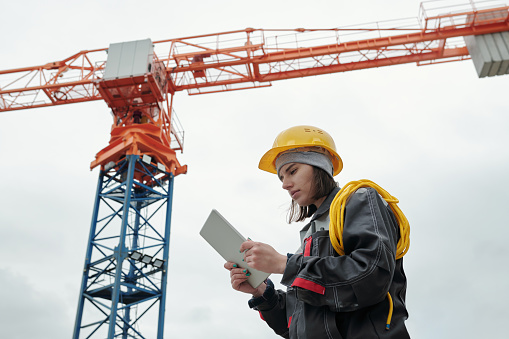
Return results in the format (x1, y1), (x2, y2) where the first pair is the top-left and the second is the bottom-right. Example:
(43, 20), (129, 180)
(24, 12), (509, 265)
(1, 3), (508, 175)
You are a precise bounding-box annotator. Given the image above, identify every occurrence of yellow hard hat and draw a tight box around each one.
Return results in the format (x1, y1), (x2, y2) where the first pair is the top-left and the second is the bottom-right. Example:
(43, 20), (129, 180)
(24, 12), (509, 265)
(258, 125), (343, 176)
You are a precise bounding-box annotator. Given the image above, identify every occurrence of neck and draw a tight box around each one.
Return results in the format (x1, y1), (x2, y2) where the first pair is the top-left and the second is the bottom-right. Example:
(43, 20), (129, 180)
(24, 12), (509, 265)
(313, 196), (327, 210)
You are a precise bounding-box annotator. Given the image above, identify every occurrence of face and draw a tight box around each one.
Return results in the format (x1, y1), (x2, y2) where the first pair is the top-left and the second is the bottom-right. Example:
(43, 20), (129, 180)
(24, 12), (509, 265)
(279, 163), (326, 208)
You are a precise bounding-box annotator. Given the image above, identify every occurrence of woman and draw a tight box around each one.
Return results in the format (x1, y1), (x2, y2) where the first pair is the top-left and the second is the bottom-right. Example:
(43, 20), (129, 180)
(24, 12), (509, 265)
(224, 125), (410, 339)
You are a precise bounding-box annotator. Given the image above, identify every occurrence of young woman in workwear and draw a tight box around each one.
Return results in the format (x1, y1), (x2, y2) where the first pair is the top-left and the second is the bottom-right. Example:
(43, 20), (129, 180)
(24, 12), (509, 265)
(224, 125), (410, 339)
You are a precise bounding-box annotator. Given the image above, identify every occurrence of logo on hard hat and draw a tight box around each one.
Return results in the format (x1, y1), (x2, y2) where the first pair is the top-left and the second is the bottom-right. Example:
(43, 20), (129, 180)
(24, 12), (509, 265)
(304, 128), (324, 134)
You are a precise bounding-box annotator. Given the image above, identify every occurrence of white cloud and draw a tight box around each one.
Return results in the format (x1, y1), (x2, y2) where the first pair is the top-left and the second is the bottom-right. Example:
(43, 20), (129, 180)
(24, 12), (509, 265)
(0, 269), (71, 339)
(1, 0), (509, 338)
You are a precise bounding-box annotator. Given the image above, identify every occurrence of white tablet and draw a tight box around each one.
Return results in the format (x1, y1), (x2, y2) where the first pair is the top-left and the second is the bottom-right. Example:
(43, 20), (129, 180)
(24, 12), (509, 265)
(199, 209), (271, 288)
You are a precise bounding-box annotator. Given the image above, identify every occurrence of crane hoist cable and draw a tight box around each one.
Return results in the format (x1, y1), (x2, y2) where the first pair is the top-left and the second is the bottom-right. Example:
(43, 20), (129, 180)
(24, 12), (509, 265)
(329, 179), (410, 330)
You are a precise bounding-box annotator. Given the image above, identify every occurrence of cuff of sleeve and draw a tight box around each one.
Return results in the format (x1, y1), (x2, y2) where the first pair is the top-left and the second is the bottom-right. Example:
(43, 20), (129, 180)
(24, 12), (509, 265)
(248, 279), (275, 310)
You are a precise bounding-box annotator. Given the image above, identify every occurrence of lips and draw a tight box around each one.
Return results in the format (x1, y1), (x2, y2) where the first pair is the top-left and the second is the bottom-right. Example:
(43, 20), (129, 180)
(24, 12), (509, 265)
(290, 190), (299, 199)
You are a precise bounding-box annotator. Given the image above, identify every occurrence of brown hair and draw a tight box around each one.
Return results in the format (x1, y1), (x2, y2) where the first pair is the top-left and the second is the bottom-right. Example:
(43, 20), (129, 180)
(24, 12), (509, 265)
(287, 166), (338, 223)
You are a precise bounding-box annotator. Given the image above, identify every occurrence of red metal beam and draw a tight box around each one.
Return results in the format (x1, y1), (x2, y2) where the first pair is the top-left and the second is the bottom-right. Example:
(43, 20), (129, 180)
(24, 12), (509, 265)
(1, 6), (508, 112)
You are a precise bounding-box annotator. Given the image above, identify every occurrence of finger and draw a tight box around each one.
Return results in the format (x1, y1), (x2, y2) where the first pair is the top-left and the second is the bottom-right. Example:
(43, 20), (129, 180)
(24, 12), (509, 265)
(224, 262), (240, 270)
(244, 259), (257, 270)
(231, 274), (249, 285)
(229, 267), (238, 278)
(229, 266), (249, 277)
(244, 248), (256, 263)
(239, 239), (254, 253)
(232, 277), (248, 290)
(231, 267), (250, 276)
(231, 270), (251, 285)
(230, 268), (251, 279)
(228, 267), (244, 279)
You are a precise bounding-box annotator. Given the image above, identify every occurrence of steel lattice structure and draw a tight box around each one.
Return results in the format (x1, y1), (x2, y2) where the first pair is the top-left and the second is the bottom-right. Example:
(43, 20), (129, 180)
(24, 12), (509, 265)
(0, 1), (508, 338)
(73, 154), (175, 338)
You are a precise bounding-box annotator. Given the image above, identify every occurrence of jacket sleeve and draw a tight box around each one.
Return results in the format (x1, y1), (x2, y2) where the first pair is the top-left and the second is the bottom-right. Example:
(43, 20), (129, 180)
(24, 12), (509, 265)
(248, 280), (290, 338)
(280, 187), (399, 312)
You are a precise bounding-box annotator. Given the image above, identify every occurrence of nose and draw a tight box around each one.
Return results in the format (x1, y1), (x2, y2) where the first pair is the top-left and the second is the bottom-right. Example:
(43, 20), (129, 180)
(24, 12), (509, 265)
(282, 176), (292, 191)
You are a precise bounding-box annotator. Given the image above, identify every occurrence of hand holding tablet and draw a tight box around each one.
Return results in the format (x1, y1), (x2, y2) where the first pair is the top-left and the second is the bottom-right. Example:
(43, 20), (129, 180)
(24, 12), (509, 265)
(200, 209), (271, 288)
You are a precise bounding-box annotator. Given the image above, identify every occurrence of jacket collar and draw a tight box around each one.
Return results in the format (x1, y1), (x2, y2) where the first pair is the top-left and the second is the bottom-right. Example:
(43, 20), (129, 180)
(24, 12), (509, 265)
(311, 186), (340, 222)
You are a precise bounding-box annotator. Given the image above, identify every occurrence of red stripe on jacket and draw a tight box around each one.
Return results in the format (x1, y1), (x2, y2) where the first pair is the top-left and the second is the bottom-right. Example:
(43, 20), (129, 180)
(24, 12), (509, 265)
(303, 236), (312, 256)
(291, 277), (326, 295)
(258, 311), (265, 321)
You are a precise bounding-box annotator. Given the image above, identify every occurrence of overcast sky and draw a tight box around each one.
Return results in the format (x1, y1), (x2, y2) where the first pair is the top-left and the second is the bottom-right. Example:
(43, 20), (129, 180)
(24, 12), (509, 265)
(1, 0), (508, 338)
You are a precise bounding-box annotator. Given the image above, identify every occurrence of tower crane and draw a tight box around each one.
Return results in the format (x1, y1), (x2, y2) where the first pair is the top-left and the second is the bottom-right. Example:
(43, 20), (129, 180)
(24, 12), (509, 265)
(1, 1), (508, 338)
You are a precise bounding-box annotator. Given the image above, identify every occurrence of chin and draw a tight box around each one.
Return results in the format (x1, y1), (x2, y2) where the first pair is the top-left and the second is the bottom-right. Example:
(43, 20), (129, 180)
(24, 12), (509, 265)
(296, 200), (314, 208)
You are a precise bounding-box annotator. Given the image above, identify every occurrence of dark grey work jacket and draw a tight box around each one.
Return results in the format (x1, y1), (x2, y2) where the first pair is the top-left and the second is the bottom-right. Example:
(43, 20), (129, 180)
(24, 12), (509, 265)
(249, 187), (410, 339)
